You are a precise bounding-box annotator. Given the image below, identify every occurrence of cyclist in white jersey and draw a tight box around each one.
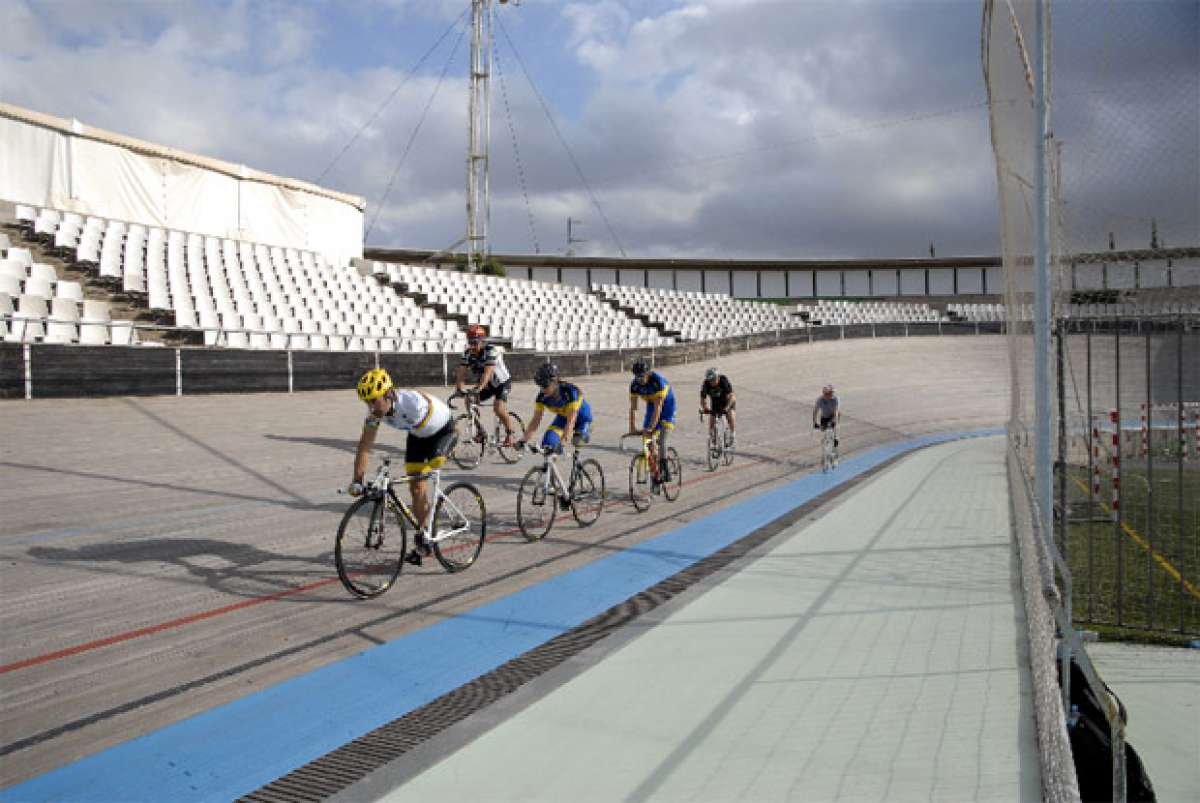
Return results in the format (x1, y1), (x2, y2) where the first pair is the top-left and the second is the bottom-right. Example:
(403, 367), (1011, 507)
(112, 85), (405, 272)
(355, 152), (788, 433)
(350, 368), (455, 565)
(455, 324), (517, 446)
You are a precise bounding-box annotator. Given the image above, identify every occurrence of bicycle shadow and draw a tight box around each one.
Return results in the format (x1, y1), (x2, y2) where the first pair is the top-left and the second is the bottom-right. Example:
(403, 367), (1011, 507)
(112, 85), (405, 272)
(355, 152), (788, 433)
(28, 538), (337, 600)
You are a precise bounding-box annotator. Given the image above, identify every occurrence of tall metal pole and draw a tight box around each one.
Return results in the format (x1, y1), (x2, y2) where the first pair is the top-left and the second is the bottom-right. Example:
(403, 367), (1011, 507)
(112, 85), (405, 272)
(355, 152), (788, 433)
(1034, 0), (1054, 555)
(466, 0), (493, 272)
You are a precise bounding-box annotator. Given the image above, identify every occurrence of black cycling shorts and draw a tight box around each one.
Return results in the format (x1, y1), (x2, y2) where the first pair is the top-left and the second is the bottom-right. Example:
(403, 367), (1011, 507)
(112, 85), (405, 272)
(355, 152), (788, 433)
(478, 379), (512, 403)
(405, 420), (457, 476)
(819, 416), (836, 430)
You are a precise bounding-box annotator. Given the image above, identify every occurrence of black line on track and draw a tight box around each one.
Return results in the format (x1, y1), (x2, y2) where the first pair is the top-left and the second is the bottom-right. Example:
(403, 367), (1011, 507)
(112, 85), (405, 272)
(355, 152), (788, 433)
(238, 450), (919, 802)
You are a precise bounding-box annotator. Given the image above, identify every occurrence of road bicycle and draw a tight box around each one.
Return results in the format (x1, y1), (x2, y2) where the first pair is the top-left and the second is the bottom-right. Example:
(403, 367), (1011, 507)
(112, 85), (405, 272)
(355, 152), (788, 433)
(621, 431), (682, 512)
(700, 409), (735, 471)
(334, 457), (486, 598)
(819, 424), (839, 473)
(448, 389), (524, 469)
(515, 442), (606, 540)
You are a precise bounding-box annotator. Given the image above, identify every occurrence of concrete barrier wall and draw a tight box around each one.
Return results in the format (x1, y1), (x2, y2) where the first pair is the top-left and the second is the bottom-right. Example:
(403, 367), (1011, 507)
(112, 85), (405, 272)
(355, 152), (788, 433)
(0, 322), (1010, 400)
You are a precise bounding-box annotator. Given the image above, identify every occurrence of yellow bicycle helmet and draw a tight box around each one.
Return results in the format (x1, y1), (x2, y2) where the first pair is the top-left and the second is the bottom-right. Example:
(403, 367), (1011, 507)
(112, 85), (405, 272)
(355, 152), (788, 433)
(357, 368), (394, 402)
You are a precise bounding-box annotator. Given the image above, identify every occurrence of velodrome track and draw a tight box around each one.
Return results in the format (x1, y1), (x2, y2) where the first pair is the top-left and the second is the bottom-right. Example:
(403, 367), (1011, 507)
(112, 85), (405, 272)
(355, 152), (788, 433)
(0, 335), (1008, 790)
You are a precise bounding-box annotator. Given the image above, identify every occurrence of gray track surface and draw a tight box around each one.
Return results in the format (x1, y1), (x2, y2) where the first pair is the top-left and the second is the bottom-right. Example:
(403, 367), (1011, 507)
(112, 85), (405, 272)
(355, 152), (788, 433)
(0, 336), (1007, 786)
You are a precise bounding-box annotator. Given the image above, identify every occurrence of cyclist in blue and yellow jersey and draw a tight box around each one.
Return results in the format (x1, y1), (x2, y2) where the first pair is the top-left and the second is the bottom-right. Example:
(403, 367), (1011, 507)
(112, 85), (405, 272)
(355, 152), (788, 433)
(628, 356), (676, 482)
(520, 363), (593, 453)
(350, 367), (455, 567)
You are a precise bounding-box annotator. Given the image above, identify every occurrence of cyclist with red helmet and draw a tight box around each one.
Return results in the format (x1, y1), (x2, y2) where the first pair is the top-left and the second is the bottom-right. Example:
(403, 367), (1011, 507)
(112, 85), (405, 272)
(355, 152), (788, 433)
(455, 324), (518, 446)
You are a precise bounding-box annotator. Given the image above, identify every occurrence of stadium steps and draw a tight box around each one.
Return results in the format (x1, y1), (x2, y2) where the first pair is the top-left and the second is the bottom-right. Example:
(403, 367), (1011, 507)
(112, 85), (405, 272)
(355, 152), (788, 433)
(593, 293), (684, 341)
(388, 283), (470, 331)
(1, 221), (194, 346)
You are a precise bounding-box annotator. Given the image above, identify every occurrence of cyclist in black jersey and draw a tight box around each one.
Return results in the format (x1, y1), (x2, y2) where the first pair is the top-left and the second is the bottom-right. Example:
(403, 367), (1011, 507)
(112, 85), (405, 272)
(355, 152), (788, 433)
(699, 367), (736, 446)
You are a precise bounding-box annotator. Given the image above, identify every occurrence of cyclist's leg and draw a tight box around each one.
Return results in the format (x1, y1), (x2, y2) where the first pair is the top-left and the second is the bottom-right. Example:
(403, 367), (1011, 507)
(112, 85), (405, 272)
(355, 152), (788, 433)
(656, 422), (675, 480)
(726, 402), (736, 441)
(492, 381), (516, 439)
(542, 417), (566, 451)
(403, 425), (453, 562)
(571, 416), (592, 448)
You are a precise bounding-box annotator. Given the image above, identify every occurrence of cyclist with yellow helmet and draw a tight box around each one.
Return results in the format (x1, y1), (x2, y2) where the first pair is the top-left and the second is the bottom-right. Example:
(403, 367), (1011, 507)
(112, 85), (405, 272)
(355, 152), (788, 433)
(351, 368), (455, 566)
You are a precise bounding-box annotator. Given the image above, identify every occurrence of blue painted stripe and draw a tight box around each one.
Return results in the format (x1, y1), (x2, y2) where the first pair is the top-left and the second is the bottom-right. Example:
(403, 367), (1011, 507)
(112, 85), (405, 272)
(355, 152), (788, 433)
(2, 428), (1002, 803)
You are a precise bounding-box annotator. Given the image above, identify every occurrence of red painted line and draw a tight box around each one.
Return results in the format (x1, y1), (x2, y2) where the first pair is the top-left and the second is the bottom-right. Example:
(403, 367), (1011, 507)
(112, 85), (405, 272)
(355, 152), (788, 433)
(0, 575), (343, 675)
(3, 451), (768, 674)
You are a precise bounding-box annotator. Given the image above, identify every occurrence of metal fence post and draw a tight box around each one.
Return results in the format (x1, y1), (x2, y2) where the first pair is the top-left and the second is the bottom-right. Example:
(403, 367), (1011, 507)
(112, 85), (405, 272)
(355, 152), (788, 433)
(287, 350), (294, 394)
(1056, 320), (1067, 560)
(1086, 325), (1094, 620)
(176, 348), (183, 396)
(23, 344), (31, 400)
(1177, 317), (1185, 633)
(1115, 319), (1123, 626)
(1145, 324), (1155, 629)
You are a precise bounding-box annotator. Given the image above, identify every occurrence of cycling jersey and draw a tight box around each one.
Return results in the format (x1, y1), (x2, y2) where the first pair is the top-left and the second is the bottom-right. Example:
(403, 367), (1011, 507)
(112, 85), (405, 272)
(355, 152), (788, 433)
(364, 390), (451, 438)
(814, 395), (839, 420)
(536, 381), (590, 419)
(460, 342), (511, 386)
(700, 375), (734, 410)
(536, 382), (593, 449)
(631, 371), (676, 429)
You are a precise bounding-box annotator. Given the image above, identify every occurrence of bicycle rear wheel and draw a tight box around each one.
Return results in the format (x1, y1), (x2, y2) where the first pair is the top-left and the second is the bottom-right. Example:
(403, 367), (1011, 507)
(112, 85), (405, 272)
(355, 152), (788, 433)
(335, 495), (407, 598)
(662, 447), (683, 501)
(516, 466), (555, 541)
(570, 458), (606, 526)
(629, 455), (651, 512)
(432, 482), (486, 572)
(450, 413), (483, 469)
(495, 412), (524, 464)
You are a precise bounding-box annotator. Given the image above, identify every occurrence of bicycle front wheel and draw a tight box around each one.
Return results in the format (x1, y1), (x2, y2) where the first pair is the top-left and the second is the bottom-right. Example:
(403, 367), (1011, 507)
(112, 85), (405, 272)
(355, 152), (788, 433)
(432, 482), (486, 572)
(495, 412), (524, 464)
(705, 429), (720, 472)
(335, 495), (407, 598)
(662, 447), (683, 501)
(516, 466), (555, 541)
(629, 455), (651, 512)
(570, 458), (606, 527)
(450, 413), (483, 470)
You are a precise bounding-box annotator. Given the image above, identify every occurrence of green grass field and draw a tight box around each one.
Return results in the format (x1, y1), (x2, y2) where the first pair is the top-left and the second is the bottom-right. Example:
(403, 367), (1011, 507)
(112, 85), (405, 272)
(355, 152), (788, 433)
(1063, 462), (1200, 644)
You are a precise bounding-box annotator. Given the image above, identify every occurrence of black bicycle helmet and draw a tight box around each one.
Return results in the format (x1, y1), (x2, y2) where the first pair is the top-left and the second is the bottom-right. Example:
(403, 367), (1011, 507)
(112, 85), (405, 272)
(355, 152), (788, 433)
(631, 356), (649, 376)
(534, 362), (560, 388)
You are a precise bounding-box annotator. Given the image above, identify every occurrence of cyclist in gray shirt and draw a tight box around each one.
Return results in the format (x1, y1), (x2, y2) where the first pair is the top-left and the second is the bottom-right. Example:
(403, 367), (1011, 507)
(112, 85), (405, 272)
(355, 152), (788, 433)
(813, 384), (840, 448)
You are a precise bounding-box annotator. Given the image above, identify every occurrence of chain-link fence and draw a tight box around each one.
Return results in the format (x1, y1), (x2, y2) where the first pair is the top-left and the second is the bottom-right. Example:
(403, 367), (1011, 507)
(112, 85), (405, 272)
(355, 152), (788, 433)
(1058, 316), (1200, 638)
(983, 1), (1198, 799)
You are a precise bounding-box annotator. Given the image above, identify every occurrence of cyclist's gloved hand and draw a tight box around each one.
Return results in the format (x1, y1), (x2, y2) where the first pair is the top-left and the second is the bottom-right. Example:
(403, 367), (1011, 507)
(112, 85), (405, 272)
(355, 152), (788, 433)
(348, 481), (365, 497)
(813, 423), (820, 430)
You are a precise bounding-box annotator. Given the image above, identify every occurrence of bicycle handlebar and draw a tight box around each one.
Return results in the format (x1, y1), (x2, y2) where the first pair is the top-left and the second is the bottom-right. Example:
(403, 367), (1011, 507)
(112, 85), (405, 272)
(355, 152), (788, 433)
(447, 389), (481, 410)
(619, 432), (653, 453)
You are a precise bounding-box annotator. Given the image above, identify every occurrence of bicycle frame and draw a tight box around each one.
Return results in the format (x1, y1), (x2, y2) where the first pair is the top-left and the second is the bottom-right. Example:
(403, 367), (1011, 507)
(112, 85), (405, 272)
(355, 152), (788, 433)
(367, 459), (471, 546)
(527, 445), (581, 497)
(621, 431), (662, 476)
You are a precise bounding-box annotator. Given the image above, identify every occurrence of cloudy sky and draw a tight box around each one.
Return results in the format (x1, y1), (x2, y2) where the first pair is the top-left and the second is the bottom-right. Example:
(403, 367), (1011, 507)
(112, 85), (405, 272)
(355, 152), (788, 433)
(2, 0), (1196, 260)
